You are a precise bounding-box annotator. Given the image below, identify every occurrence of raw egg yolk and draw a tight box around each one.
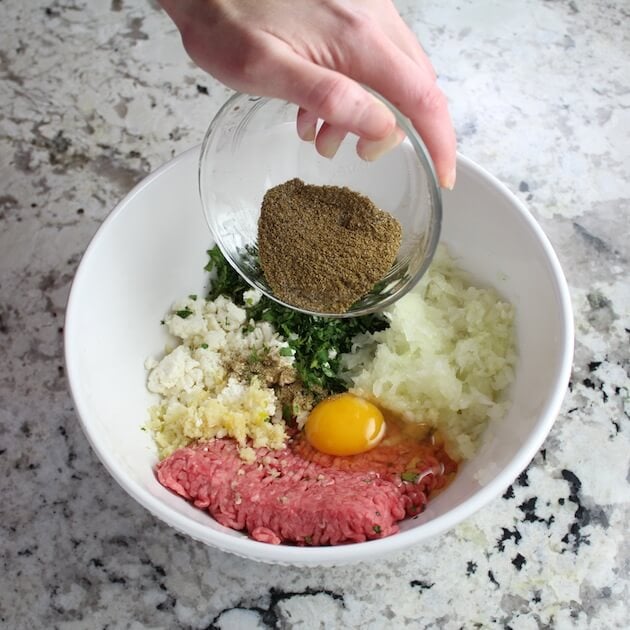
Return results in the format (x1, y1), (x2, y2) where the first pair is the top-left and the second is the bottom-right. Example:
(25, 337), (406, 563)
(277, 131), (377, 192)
(304, 393), (385, 456)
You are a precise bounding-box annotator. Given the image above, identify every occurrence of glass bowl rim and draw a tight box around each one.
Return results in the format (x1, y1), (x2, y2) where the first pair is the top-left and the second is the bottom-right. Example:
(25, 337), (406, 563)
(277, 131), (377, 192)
(198, 90), (442, 318)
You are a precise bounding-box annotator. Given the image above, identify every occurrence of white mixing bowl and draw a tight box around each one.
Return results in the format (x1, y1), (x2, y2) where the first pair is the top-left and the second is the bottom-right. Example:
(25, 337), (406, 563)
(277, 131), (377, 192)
(65, 147), (573, 566)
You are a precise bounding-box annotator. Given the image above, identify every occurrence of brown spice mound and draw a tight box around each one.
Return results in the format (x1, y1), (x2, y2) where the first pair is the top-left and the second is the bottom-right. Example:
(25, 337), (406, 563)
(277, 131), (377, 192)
(258, 178), (402, 313)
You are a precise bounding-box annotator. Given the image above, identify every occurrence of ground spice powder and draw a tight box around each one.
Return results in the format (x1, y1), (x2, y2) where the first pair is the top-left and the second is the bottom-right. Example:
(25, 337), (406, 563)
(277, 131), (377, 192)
(258, 178), (402, 313)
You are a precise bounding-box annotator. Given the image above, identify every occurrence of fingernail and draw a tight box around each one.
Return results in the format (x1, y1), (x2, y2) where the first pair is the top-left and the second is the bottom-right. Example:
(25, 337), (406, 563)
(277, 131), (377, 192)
(440, 167), (456, 191)
(357, 127), (405, 161)
(317, 132), (345, 159)
(297, 119), (316, 142)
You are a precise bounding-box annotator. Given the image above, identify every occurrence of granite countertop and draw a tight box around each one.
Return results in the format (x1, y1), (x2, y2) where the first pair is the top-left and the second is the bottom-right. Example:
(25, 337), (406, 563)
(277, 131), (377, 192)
(1, 0), (628, 628)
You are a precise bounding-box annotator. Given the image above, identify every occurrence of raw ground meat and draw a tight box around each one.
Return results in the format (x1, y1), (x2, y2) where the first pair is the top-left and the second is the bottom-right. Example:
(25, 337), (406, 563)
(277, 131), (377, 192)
(156, 436), (456, 546)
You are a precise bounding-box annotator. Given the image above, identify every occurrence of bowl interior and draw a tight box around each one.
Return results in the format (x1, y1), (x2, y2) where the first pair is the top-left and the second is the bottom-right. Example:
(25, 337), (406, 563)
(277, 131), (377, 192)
(65, 147), (572, 566)
(198, 95), (441, 317)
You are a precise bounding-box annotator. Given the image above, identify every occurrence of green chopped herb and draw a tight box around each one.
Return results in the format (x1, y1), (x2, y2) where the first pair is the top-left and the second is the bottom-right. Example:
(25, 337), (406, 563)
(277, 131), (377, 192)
(204, 245), (388, 394)
(176, 308), (193, 319)
(282, 403), (292, 421)
(373, 525), (382, 534)
(200, 343), (209, 349)
(304, 535), (313, 545)
(160, 319), (165, 325)
(189, 294), (198, 300)
(321, 363), (335, 378)
(205, 247), (239, 301)
(401, 471), (419, 483)
(242, 323), (255, 334)
(279, 347), (293, 357)
(248, 349), (266, 364)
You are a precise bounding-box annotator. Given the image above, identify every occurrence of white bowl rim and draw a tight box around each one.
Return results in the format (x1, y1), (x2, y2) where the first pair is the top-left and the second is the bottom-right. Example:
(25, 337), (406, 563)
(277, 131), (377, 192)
(64, 147), (574, 565)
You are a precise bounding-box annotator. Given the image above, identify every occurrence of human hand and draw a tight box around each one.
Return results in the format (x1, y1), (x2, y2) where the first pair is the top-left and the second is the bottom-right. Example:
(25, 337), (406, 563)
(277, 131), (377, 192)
(160, 0), (457, 189)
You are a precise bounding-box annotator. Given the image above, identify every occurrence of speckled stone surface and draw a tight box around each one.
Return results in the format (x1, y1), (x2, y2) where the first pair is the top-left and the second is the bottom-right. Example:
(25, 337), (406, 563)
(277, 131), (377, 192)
(1, 0), (628, 628)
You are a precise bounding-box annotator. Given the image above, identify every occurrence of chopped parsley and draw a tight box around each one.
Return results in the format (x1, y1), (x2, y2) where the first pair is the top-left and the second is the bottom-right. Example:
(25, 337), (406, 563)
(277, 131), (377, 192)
(188, 294), (198, 301)
(205, 246), (247, 302)
(279, 347), (293, 357)
(204, 246), (388, 394)
(176, 307), (193, 319)
(200, 343), (209, 350)
(248, 350), (261, 364)
(373, 525), (382, 534)
(401, 471), (419, 483)
(282, 403), (292, 421)
(248, 347), (269, 364)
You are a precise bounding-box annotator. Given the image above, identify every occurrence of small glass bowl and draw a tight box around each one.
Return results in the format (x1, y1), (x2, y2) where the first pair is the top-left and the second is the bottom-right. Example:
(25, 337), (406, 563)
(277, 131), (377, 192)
(198, 92), (442, 318)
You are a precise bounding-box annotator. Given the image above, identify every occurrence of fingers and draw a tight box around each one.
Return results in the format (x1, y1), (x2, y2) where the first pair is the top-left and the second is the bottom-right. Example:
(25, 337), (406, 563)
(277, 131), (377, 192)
(298, 110), (404, 162)
(264, 47), (397, 142)
(356, 126), (406, 162)
(288, 19), (455, 186)
(351, 34), (457, 189)
(297, 110), (351, 160)
(383, 19), (457, 187)
(313, 122), (348, 159)
(296, 108), (317, 142)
